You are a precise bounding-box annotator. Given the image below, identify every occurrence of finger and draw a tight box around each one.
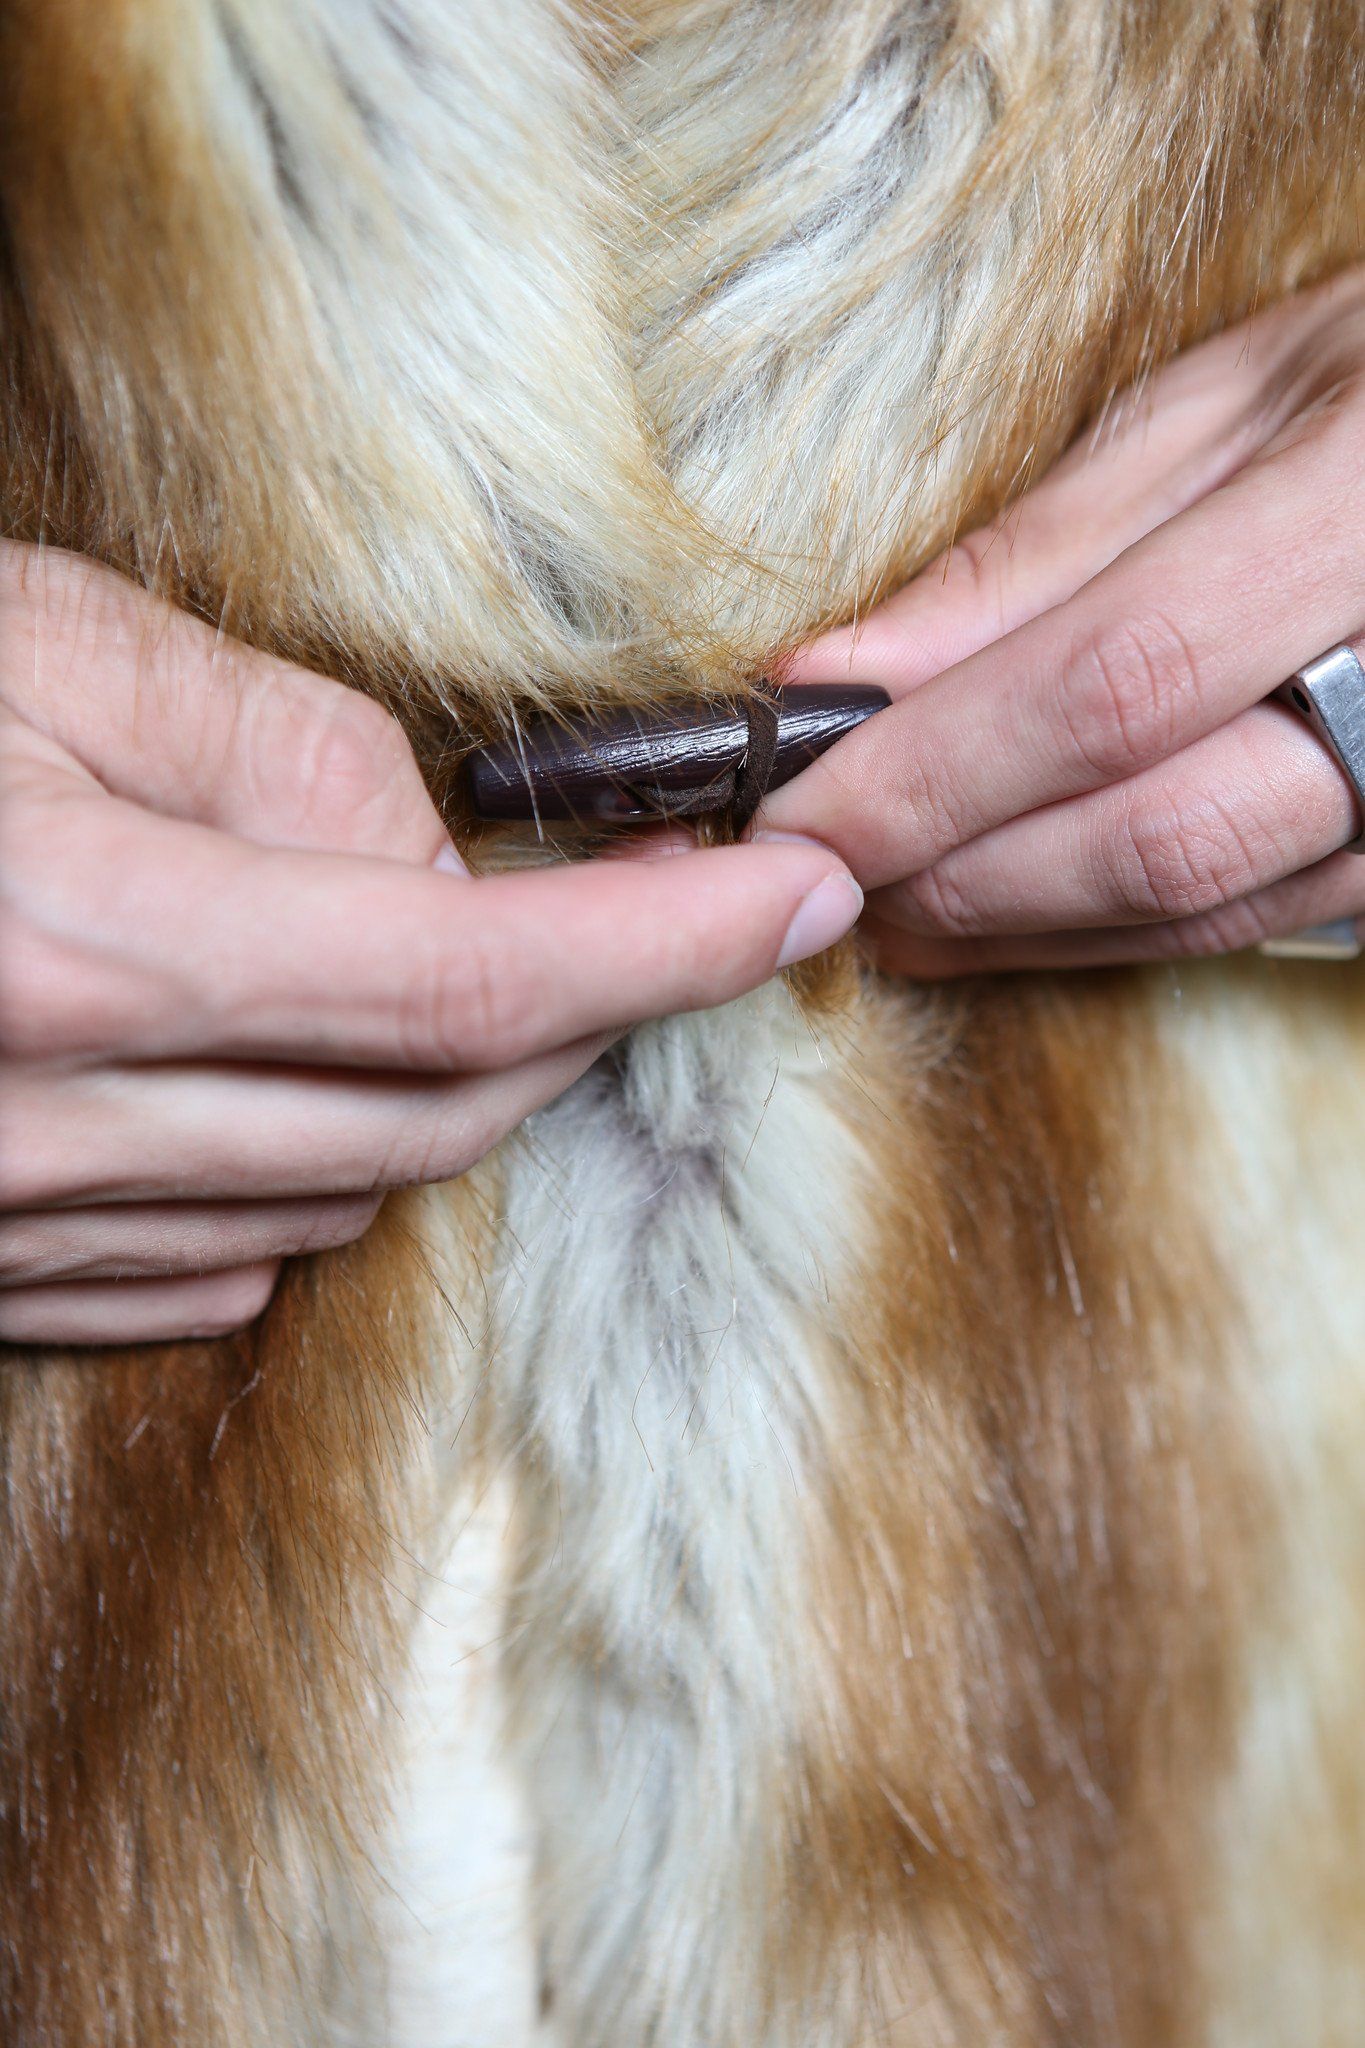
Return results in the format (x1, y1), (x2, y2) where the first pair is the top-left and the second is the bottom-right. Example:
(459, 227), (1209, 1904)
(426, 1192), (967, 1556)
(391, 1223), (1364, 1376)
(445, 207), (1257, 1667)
(5, 799), (861, 1069)
(874, 698), (1360, 940)
(0, 1194), (383, 1285)
(0, 1262), (280, 1348)
(791, 271), (1365, 695)
(862, 852), (1365, 978)
(4, 1032), (615, 1208)
(760, 382), (1365, 887)
(0, 541), (450, 861)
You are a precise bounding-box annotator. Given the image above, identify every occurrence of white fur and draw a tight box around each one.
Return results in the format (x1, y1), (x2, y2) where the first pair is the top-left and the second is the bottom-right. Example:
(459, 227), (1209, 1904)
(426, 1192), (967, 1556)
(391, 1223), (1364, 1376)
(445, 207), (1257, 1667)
(459, 986), (880, 2046)
(1167, 972), (1365, 2044)
(377, 1482), (545, 2048)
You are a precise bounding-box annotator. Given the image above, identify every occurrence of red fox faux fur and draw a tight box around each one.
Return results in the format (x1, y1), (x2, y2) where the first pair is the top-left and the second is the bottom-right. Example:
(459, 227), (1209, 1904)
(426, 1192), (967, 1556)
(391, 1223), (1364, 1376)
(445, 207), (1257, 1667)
(2, 2), (1365, 2042)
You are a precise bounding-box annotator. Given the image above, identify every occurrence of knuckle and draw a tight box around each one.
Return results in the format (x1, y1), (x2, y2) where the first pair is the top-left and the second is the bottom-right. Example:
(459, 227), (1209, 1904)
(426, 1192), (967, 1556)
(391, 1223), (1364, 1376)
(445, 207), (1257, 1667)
(940, 524), (1003, 612)
(898, 860), (984, 938)
(283, 686), (419, 835)
(1105, 797), (1263, 922)
(1169, 895), (1274, 958)
(894, 747), (980, 862)
(1062, 611), (1204, 779)
(401, 929), (536, 1070)
(939, 513), (1035, 637)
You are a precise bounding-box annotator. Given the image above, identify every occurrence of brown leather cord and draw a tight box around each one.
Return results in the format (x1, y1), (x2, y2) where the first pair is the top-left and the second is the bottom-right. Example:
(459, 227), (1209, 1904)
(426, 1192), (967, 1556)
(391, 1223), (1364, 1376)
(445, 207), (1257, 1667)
(625, 684), (781, 834)
(729, 685), (781, 832)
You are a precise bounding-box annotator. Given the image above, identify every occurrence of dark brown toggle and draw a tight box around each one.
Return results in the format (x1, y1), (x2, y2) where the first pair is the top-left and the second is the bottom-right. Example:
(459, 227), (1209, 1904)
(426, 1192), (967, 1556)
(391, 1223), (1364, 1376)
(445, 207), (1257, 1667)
(466, 682), (890, 830)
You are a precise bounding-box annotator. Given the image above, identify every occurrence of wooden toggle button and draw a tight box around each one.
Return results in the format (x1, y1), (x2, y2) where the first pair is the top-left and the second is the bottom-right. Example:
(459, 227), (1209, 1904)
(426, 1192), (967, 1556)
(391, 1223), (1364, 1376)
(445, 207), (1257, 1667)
(466, 683), (890, 825)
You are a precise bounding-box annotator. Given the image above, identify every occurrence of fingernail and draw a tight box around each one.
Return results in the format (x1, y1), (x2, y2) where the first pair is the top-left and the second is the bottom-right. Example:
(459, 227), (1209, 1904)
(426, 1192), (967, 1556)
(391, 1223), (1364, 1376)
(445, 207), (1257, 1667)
(751, 828), (830, 849)
(598, 824), (697, 862)
(433, 841), (467, 877)
(776, 869), (864, 968)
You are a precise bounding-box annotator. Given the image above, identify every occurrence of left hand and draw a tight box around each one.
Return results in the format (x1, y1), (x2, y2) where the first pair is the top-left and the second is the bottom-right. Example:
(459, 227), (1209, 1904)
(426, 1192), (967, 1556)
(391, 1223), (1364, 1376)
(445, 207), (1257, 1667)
(760, 269), (1365, 975)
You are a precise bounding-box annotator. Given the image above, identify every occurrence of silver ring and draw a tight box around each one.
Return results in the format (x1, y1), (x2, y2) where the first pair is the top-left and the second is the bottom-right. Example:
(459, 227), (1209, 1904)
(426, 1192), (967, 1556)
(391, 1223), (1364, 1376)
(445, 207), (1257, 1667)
(1261, 642), (1365, 959)
(1276, 642), (1365, 853)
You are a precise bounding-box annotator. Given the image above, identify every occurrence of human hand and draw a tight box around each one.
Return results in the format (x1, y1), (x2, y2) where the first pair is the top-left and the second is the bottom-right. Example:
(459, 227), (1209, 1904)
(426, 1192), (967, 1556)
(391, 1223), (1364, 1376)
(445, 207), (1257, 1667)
(0, 545), (861, 1345)
(763, 270), (1365, 975)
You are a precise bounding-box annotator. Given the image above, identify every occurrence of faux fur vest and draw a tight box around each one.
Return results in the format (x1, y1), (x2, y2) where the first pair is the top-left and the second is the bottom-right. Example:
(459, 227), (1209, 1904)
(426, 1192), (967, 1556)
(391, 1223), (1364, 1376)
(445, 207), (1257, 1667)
(2, 4), (1364, 2042)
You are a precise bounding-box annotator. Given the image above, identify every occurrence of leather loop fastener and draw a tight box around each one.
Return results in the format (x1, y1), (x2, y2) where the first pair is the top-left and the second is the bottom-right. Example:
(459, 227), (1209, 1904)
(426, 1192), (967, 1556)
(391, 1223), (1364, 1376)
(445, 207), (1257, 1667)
(466, 682), (889, 831)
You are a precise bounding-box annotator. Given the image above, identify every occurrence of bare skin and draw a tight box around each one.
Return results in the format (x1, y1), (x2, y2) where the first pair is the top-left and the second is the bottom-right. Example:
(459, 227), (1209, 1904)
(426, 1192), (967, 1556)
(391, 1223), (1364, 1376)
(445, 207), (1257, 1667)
(770, 270), (1365, 973)
(0, 544), (861, 1344)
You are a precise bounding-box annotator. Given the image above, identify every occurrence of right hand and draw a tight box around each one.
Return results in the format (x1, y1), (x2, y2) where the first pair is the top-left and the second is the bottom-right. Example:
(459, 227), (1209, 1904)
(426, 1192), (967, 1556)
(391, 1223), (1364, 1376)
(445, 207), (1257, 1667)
(0, 545), (861, 1347)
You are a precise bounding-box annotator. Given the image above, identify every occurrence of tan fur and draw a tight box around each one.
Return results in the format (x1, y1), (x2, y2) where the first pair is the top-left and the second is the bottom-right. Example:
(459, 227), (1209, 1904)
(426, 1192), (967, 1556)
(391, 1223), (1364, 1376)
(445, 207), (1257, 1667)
(2, 2), (1365, 2042)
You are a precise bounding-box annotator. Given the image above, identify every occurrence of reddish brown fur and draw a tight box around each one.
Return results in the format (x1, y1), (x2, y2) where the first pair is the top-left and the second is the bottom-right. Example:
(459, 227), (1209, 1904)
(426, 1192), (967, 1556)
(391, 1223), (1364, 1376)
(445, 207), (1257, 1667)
(786, 976), (1253, 2043)
(0, 1183), (494, 2044)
